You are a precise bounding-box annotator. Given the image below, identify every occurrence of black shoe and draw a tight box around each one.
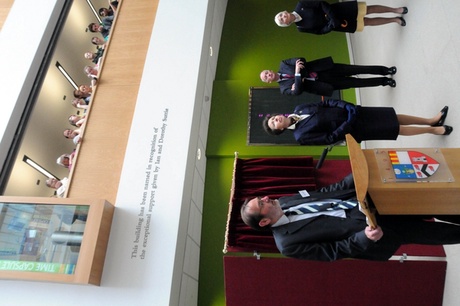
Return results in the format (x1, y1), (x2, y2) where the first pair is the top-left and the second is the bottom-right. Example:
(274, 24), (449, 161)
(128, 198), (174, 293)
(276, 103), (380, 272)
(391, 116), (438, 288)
(384, 79), (396, 87)
(401, 7), (408, 14)
(387, 66), (397, 75)
(432, 106), (448, 126)
(443, 125), (453, 135)
(399, 17), (406, 27)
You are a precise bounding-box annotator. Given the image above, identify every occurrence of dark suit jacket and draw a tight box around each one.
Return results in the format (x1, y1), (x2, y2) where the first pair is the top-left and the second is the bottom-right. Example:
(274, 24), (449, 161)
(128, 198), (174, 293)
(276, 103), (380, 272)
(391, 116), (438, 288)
(290, 99), (355, 145)
(294, 1), (337, 35)
(272, 181), (460, 261)
(294, 1), (359, 34)
(272, 190), (379, 261)
(278, 57), (335, 96)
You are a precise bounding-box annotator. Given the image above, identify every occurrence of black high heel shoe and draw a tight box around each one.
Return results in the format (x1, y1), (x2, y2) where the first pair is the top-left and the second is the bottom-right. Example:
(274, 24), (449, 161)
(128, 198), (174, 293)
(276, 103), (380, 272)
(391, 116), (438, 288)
(387, 66), (397, 75)
(399, 17), (406, 27)
(432, 106), (448, 126)
(443, 125), (453, 136)
(401, 7), (408, 14)
(384, 79), (396, 88)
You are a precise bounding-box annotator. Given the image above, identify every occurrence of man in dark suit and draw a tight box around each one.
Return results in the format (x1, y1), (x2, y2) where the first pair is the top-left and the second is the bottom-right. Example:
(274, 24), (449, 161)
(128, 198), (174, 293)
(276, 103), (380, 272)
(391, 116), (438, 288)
(240, 174), (460, 261)
(260, 57), (396, 96)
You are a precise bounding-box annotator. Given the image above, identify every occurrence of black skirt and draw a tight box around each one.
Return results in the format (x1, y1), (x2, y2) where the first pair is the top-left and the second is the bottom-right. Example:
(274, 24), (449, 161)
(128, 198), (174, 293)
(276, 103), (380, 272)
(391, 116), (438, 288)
(351, 106), (399, 142)
(331, 1), (361, 33)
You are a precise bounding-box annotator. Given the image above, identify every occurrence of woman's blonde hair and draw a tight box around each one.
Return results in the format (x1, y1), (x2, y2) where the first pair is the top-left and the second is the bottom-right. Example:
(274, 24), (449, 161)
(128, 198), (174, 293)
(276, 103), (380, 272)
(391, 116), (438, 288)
(274, 11), (290, 27)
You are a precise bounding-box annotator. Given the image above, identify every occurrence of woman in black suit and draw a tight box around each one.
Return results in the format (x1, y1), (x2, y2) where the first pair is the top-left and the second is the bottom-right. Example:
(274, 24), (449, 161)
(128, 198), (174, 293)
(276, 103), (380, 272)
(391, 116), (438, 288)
(275, 1), (408, 35)
(263, 100), (452, 146)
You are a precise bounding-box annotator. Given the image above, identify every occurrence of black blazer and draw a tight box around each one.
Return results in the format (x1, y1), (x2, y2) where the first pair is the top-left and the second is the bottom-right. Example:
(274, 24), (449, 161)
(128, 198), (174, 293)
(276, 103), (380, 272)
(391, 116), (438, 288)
(294, 1), (336, 35)
(294, 1), (359, 34)
(291, 100), (354, 145)
(272, 190), (377, 261)
(278, 57), (335, 96)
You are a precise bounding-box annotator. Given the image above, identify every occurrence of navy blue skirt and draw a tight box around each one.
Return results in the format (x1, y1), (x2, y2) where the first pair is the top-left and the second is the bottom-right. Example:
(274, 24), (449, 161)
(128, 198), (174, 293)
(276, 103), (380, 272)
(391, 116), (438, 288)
(351, 106), (399, 142)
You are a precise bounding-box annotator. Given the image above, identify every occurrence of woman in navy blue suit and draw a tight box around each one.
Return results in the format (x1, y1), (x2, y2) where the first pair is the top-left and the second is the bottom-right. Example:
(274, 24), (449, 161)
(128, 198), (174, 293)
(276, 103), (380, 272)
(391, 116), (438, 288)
(275, 1), (408, 35)
(262, 100), (452, 146)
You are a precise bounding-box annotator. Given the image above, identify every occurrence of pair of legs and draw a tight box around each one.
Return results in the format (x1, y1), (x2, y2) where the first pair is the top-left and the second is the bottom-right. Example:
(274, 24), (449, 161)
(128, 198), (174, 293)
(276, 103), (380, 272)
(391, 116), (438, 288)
(379, 214), (460, 246)
(318, 64), (396, 89)
(397, 112), (447, 136)
(328, 63), (393, 76)
(327, 76), (393, 89)
(353, 208), (460, 260)
(364, 5), (407, 26)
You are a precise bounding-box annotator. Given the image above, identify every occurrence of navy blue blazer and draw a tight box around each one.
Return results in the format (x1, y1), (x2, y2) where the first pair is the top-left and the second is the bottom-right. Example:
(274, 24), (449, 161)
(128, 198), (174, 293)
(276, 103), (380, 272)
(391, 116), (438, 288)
(294, 1), (358, 34)
(290, 99), (354, 145)
(294, 1), (337, 35)
(278, 57), (335, 96)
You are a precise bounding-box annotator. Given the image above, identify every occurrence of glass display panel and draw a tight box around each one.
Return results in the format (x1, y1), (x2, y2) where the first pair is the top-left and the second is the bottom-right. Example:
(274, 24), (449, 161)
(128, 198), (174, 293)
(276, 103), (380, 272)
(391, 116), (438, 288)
(0, 203), (89, 274)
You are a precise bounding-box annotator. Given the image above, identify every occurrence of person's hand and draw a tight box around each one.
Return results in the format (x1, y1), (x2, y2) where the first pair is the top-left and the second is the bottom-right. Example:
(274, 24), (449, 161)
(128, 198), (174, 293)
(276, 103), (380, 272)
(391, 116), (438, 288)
(365, 226), (383, 241)
(295, 59), (305, 74)
(291, 84), (296, 90)
(346, 104), (356, 123)
(345, 104), (355, 112)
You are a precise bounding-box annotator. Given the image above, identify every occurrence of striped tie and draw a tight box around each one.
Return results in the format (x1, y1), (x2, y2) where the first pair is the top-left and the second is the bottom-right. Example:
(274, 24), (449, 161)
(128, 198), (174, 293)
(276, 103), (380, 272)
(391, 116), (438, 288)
(284, 199), (357, 216)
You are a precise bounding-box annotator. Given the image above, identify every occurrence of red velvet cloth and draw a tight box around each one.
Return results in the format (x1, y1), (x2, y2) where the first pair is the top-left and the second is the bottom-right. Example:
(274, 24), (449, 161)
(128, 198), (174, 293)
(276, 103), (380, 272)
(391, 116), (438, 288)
(224, 256), (446, 306)
(225, 157), (317, 253)
(314, 159), (352, 187)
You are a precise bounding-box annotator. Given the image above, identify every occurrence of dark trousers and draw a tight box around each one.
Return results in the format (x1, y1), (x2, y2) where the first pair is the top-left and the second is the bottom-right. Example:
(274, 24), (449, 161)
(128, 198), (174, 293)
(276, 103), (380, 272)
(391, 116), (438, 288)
(342, 211), (460, 261)
(379, 214), (460, 245)
(317, 63), (390, 90)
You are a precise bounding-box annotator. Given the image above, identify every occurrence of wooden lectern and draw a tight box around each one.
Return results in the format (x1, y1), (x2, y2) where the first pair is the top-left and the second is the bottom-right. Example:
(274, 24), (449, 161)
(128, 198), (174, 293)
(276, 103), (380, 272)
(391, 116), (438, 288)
(346, 134), (460, 216)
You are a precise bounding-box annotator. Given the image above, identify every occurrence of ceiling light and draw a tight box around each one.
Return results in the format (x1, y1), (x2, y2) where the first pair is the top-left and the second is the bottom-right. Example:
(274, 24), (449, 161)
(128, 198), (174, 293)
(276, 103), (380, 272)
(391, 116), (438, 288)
(56, 61), (78, 90)
(86, 0), (102, 24)
(23, 155), (58, 179)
